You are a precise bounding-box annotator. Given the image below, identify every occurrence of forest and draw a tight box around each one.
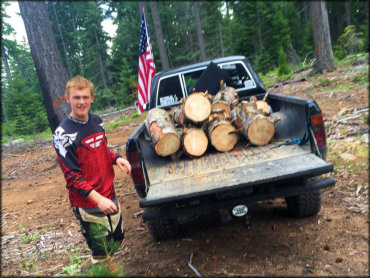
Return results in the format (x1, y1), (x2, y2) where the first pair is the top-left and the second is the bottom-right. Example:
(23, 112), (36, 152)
(1, 1), (368, 138)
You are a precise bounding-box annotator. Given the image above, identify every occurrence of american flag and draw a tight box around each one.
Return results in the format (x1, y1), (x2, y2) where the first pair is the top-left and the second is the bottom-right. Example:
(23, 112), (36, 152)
(137, 7), (156, 114)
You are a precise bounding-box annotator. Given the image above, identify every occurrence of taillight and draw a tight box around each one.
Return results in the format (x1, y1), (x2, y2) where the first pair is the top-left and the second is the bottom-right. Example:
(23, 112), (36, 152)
(311, 113), (326, 148)
(127, 151), (145, 184)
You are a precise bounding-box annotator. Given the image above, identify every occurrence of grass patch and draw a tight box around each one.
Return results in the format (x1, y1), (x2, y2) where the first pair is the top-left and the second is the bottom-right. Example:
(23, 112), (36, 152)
(352, 70), (369, 89)
(331, 84), (351, 93)
(335, 52), (369, 67)
(260, 69), (278, 88)
(328, 143), (368, 175)
(1, 127), (52, 145)
(105, 111), (146, 132)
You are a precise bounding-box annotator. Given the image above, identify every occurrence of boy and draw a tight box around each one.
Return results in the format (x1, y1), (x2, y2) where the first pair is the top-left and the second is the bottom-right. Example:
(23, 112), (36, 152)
(53, 76), (131, 268)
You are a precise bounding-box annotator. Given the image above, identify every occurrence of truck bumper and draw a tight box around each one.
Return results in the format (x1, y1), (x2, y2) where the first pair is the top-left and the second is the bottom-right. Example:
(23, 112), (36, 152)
(141, 176), (335, 221)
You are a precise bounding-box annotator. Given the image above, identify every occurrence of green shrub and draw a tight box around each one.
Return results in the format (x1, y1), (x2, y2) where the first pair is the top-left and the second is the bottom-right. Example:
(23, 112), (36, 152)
(277, 47), (291, 78)
(333, 44), (347, 60)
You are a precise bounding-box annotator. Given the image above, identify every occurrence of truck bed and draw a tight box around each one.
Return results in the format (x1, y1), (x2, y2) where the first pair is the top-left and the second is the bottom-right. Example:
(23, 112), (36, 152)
(143, 139), (332, 203)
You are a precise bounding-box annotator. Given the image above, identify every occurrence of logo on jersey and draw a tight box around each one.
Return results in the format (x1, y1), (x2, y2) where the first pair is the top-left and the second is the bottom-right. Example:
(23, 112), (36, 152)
(82, 132), (105, 150)
(53, 126), (78, 158)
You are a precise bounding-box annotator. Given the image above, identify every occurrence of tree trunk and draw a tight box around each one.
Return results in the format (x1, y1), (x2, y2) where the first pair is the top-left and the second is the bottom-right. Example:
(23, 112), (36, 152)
(146, 108), (181, 157)
(71, 15), (83, 70)
(1, 45), (12, 83)
(52, 3), (73, 78)
(310, 1), (335, 73)
(94, 29), (107, 90)
(208, 118), (238, 152)
(19, 1), (69, 133)
(182, 128), (208, 157)
(183, 92), (212, 123)
(344, 1), (354, 54)
(345, 1), (352, 26)
(184, 4), (194, 54)
(194, 2), (207, 61)
(149, 1), (170, 71)
(1, 45), (10, 122)
(287, 43), (300, 65)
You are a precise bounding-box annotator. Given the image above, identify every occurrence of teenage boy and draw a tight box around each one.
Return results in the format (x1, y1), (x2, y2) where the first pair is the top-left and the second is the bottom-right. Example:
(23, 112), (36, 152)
(53, 75), (131, 267)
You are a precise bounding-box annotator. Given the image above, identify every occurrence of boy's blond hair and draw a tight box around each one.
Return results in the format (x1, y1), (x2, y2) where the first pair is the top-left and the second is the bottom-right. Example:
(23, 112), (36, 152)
(65, 76), (95, 97)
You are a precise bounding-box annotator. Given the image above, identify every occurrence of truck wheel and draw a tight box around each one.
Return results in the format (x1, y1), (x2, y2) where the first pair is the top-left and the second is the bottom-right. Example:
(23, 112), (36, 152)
(285, 190), (322, 217)
(146, 218), (178, 241)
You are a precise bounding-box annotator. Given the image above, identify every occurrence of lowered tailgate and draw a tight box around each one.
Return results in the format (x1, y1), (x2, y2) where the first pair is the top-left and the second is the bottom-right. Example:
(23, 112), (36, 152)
(141, 141), (333, 205)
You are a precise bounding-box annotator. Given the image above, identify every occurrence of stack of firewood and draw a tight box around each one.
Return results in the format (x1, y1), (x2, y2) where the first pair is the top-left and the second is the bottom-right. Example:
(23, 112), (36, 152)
(145, 85), (280, 158)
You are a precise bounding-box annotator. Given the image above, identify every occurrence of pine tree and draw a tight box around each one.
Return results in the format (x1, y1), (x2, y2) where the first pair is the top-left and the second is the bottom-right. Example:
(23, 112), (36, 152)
(278, 47), (291, 78)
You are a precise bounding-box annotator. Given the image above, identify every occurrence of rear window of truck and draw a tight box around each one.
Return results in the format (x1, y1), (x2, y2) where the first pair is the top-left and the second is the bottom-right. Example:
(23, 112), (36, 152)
(155, 61), (256, 107)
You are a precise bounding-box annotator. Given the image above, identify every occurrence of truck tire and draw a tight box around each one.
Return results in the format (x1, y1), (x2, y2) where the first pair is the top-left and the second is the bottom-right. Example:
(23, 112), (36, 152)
(285, 190), (322, 217)
(146, 218), (178, 241)
(144, 208), (178, 241)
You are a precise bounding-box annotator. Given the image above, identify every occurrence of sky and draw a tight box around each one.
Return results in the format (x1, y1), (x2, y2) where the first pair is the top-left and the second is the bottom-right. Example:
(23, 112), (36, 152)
(3, 1), (117, 46)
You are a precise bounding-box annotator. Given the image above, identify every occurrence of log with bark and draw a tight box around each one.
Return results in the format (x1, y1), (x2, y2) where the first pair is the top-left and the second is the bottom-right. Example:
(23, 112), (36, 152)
(183, 92), (212, 123)
(146, 108), (181, 157)
(231, 96), (279, 146)
(210, 86), (239, 120)
(182, 127), (208, 157)
(208, 118), (239, 152)
(169, 104), (186, 127)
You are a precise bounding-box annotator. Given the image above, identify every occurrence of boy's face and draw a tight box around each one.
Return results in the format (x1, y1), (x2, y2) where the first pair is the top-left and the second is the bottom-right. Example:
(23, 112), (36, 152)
(65, 87), (94, 121)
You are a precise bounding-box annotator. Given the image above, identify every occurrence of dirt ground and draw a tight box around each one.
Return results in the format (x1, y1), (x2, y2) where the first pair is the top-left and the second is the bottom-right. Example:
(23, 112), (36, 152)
(1, 61), (369, 277)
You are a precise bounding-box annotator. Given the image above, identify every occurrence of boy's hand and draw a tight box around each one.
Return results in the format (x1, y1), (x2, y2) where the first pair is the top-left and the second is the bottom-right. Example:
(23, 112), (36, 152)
(87, 190), (117, 214)
(116, 157), (131, 174)
(97, 197), (118, 214)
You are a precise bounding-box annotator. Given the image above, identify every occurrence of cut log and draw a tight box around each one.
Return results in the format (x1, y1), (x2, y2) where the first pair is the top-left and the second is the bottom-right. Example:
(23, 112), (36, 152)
(169, 105), (186, 127)
(211, 86), (239, 120)
(146, 108), (181, 157)
(256, 100), (270, 115)
(231, 96), (278, 146)
(183, 92), (212, 123)
(242, 115), (275, 146)
(208, 119), (238, 152)
(182, 128), (208, 157)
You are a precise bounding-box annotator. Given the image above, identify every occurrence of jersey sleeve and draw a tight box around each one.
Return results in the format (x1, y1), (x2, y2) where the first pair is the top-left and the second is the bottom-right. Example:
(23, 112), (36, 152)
(110, 150), (122, 164)
(53, 126), (93, 197)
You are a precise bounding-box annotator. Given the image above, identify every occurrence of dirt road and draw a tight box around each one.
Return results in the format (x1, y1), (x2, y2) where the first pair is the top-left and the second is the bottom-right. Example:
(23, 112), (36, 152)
(1, 63), (368, 276)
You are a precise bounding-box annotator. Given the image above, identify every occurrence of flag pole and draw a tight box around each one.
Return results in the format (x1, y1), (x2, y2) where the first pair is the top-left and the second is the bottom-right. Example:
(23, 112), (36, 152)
(142, 6), (150, 50)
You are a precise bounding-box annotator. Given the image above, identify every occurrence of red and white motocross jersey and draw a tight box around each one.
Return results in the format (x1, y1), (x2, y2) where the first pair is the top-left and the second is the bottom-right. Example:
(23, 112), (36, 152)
(53, 114), (121, 208)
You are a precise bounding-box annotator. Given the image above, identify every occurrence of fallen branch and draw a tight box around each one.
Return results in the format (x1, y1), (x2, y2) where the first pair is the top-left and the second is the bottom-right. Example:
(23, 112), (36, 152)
(100, 106), (136, 118)
(335, 114), (361, 124)
(335, 121), (359, 126)
(272, 77), (308, 88)
(293, 65), (313, 74)
(354, 107), (369, 114)
(188, 253), (202, 277)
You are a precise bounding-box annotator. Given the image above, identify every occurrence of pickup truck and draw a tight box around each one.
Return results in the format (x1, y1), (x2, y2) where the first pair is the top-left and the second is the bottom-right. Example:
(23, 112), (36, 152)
(126, 56), (335, 240)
